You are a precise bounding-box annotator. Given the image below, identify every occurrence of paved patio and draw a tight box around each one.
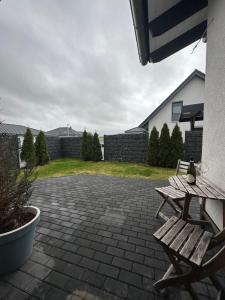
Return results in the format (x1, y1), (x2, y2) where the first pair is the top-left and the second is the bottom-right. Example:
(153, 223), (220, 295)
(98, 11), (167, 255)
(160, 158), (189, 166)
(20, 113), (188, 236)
(0, 175), (222, 299)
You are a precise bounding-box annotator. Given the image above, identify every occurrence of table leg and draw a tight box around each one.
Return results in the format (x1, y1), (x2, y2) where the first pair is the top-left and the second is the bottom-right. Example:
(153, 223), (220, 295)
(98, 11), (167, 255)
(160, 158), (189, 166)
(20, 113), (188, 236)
(182, 194), (191, 220)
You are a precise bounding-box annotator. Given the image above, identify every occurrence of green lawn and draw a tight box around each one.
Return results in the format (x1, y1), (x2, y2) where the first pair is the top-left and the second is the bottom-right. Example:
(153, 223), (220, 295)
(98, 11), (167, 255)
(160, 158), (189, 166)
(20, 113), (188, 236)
(36, 159), (175, 180)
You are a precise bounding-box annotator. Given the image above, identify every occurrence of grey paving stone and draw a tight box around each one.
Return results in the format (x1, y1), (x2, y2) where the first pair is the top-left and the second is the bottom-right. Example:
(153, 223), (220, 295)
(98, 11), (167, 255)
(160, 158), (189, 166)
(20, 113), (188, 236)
(119, 270), (142, 288)
(98, 263), (120, 279)
(104, 278), (128, 298)
(81, 270), (106, 288)
(94, 251), (113, 264)
(112, 256), (132, 271)
(45, 270), (71, 290)
(106, 246), (124, 258)
(79, 257), (100, 271)
(132, 263), (154, 279)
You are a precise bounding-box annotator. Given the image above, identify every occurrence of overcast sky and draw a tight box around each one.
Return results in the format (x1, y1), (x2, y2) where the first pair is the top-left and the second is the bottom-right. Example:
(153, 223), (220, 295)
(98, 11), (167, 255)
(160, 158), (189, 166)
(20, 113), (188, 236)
(0, 0), (206, 135)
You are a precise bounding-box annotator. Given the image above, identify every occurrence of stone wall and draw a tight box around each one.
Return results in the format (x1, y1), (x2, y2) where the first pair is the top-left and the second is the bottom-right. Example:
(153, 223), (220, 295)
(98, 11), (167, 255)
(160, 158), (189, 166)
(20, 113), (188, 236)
(0, 135), (19, 174)
(184, 130), (203, 163)
(46, 136), (81, 160)
(104, 133), (148, 163)
(61, 137), (82, 158)
(46, 136), (62, 160)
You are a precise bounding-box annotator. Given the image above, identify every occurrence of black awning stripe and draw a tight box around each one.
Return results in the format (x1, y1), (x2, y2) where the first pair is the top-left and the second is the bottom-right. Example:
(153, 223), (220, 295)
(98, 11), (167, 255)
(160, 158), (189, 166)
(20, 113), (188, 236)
(149, 0), (208, 37)
(150, 21), (207, 63)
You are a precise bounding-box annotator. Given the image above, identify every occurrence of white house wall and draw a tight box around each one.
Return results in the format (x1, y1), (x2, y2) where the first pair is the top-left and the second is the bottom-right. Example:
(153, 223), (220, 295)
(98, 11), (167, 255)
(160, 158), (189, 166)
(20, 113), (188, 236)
(148, 76), (204, 139)
(202, 0), (225, 230)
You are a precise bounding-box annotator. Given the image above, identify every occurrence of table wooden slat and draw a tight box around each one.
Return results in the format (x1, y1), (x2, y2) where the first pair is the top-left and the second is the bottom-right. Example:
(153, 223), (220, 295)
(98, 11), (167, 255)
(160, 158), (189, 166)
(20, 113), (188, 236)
(196, 177), (217, 199)
(173, 176), (187, 193)
(153, 216), (178, 240)
(190, 231), (212, 266)
(170, 223), (195, 252)
(161, 219), (186, 245)
(200, 177), (225, 199)
(198, 177), (225, 200)
(177, 175), (198, 196)
(179, 226), (203, 259)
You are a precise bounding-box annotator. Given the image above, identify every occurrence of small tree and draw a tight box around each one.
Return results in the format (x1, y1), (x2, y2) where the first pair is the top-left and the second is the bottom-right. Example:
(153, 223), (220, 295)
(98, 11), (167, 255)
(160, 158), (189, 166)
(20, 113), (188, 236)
(147, 126), (159, 166)
(21, 128), (36, 166)
(81, 130), (88, 161)
(92, 132), (102, 161)
(169, 124), (184, 168)
(35, 131), (50, 166)
(86, 133), (93, 161)
(159, 123), (171, 168)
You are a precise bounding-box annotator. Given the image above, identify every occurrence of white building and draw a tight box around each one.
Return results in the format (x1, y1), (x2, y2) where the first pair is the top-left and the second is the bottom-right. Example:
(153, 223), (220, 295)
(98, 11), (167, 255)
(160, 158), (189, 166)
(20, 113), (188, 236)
(139, 69), (205, 138)
(130, 0), (225, 230)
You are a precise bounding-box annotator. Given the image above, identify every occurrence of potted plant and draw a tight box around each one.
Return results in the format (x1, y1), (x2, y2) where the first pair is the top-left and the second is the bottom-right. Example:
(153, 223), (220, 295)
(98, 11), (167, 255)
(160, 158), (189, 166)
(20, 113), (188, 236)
(0, 135), (40, 274)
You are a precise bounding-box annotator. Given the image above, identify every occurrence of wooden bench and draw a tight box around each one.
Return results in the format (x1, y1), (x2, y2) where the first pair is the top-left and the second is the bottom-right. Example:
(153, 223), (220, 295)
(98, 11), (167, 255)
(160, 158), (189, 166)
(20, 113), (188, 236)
(153, 216), (225, 299)
(155, 160), (197, 220)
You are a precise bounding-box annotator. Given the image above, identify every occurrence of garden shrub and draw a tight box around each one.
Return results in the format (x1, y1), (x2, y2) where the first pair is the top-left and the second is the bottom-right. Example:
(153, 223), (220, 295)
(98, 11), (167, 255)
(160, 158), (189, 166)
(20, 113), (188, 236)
(35, 131), (50, 166)
(92, 132), (102, 161)
(169, 123), (184, 168)
(147, 126), (159, 166)
(21, 128), (36, 166)
(86, 133), (93, 161)
(81, 130), (88, 160)
(159, 123), (171, 167)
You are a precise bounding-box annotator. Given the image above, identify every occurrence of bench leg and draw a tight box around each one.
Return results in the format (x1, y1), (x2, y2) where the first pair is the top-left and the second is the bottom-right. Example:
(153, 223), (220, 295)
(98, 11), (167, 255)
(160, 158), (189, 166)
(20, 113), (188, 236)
(155, 197), (167, 218)
(154, 244), (198, 300)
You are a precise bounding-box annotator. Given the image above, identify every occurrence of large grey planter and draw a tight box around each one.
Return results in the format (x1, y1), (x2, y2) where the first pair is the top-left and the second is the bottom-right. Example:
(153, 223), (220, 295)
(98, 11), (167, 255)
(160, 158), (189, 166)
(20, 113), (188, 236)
(0, 206), (40, 275)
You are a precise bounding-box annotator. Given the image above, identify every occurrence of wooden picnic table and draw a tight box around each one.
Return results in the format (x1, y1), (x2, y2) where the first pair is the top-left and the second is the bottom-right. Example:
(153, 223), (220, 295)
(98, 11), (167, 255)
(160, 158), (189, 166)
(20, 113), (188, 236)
(169, 175), (225, 225)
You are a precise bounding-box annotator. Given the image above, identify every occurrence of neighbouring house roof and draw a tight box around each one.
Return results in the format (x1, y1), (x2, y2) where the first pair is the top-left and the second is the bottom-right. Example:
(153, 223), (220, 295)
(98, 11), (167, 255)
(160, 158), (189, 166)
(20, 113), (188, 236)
(125, 127), (147, 134)
(130, 1), (208, 65)
(46, 127), (82, 137)
(179, 103), (204, 122)
(0, 123), (40, 136)
(139, 69), (205, 129)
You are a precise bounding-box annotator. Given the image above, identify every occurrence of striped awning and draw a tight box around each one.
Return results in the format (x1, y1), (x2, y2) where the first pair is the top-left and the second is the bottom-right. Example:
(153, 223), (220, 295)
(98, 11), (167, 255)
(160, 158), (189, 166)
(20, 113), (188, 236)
(130, 0), (208, 65)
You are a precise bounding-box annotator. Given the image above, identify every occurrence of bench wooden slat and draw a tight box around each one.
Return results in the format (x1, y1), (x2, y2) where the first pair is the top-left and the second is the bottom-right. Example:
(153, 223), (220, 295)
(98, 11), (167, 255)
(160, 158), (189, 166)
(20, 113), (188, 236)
(190, 231), (213, 266)
(153, 216), (178, 240)
(179, 226), (203, 259)
(156, 186), (185, 199)
(165, 186), (185, 198)
(161, 219), (186, 245)
(169, 177), (178, 189)
(170, 223), (195, 252)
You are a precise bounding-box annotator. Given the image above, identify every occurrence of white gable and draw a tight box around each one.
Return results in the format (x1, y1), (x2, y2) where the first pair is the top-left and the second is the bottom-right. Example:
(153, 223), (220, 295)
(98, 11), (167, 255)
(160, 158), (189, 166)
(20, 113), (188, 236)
(148, 75), (204, 138)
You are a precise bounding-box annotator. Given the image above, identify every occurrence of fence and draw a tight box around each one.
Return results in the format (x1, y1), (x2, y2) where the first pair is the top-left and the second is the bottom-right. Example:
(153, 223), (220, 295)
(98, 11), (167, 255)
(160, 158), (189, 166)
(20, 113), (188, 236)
(104, 133), (148, 163)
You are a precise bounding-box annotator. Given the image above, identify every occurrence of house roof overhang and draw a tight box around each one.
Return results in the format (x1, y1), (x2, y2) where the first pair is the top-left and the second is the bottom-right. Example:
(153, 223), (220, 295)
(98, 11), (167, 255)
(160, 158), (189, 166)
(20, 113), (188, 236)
(130, 0), (208, 64)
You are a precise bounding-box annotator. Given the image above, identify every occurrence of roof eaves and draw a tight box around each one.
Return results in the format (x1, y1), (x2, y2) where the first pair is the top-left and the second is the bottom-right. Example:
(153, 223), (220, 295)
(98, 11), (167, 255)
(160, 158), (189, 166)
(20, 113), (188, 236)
(129, 0), (150, 65)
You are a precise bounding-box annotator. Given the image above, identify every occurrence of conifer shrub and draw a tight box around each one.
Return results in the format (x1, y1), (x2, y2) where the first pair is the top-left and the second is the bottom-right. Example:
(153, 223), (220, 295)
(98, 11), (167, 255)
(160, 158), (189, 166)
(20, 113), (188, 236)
(86, 133), (93, 161)
(81, 130), (88, 161)
(159, 123), (171, 167)
(169, 123), (184, 168)
(35, 131), (50, 166)
(92, 132), (102, 161)
(147, 126), (159, 166)
(21, 128), (36, 166)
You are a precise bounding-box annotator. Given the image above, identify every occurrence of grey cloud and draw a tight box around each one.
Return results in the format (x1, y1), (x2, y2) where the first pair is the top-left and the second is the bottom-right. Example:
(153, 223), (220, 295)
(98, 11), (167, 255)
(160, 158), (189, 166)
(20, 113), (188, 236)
(0, 0), (206, 135)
